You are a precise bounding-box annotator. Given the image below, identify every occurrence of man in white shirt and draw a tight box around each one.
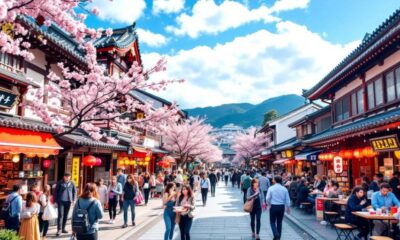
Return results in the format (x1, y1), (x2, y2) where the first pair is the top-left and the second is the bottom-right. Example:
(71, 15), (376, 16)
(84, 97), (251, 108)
(175, 170), (184, 188)
(259, 172), (270, 199)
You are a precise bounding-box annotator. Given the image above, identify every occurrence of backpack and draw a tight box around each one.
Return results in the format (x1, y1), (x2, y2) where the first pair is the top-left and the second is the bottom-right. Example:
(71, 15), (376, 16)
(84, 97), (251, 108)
(0, 196), (18, 220)
(72, 200), (95, 235)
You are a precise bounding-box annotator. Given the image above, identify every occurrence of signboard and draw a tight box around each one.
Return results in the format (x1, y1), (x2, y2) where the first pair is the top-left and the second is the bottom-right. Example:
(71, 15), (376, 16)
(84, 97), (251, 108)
(370, 135), (400, 152)
(333, 156), (343, 174)
(316, 198), (324, 220)
(0, 88), (18, 109)
(281, 150), (293, 158)
(71, 157), (80, 186)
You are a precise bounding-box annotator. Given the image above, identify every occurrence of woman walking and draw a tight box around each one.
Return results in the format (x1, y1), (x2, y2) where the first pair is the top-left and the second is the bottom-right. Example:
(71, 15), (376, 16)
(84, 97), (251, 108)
(108, 176), (122, 224)
(72, 183), (104, 240)
(39, 185), (52, 240)
(200, 173), (211, 206)
(176, 185), (195, 240)
(97, 179), (108, 209)
(122, 174), (138, 228)
(19, 192), (41, 240)
(163, 183), (177, 240)
(247, 179), (265, 240)
(142, 172), (151, 206)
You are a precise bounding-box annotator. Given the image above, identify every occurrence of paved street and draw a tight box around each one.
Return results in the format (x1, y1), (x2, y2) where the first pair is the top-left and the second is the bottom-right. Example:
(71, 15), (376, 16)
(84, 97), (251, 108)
(138, 182), (311, 240)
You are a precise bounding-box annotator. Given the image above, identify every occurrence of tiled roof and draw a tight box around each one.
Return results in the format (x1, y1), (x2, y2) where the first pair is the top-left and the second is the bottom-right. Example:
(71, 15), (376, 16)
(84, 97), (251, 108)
(288, 105), (331, 127)
(60, 132), (127, 151)
(305, 8), (400, 99)
(93, 24), (137, 49)
(19, 16), (86, 63)
(304, 107), (400, 144)
(272, 137), (300, 152)
(0, 113), (54, 132)
(0, 68), (40, 87)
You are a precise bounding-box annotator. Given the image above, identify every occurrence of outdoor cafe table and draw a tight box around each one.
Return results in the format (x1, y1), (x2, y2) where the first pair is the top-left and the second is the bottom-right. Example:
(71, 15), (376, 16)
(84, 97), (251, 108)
(352, 211), (397, 236)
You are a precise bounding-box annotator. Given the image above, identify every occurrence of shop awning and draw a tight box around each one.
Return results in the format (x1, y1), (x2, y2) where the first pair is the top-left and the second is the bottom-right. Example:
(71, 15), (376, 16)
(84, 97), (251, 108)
(272, 159), (288, 165)
(295, 150), (322, 161)
(0, 127), (62, 155)
(60, 133), (127, 151)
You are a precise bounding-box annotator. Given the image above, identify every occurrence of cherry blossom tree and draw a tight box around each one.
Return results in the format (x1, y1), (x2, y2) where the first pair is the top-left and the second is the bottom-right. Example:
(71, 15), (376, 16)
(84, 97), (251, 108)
(232, 127), (269, 166)
(161, 118), (223, 168)
(0, 1), (182, 143)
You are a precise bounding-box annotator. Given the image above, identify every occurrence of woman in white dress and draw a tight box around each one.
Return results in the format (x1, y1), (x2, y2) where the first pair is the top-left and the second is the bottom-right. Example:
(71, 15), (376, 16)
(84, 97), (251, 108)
(19, 192), (41, 240)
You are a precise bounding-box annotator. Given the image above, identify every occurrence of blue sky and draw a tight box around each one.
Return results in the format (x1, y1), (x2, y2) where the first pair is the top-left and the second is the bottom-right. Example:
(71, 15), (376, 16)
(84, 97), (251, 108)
(86, 0), (399, 109)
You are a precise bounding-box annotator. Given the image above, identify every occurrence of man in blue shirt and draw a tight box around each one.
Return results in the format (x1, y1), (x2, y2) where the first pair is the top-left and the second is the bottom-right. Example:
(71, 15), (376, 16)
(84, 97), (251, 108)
(259, 172), (270, 199)
(5, 184), (22, 232)
(266, 176), (291, 240)
(371, 183), (400, 235)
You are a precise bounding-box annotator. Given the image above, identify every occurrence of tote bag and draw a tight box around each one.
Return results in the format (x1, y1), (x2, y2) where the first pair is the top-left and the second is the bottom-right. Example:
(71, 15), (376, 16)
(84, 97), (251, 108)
(135, 191), (144, 205)
(42, 203), (57, 220)
(243, 199), (254, 213)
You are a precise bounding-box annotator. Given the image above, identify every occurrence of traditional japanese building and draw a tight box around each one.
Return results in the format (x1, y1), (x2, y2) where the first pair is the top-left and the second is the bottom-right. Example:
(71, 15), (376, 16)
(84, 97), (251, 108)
(303, 8), (400, 189)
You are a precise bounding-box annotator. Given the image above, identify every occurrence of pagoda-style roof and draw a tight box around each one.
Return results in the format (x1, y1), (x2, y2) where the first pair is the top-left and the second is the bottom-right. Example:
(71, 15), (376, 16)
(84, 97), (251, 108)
(0, 112), (55, 132)
(303, 107), (400, 145)
(305, 8), (400, 100)
(272, 137), (300, 152)
(59, 130), (127, 151)
(93, 24), (138, 50)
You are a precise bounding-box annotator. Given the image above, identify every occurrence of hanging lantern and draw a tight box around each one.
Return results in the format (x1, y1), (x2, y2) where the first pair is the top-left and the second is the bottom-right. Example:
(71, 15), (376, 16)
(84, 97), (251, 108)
(363, 147), (377, 158)
(130, 160), (135, 165)
(338, 150), (345, 158)
(327, 153), (334, 160)
(395, 151), (400, 160)
(43, 159), (51, 168)
(12, 154), (20, 163)
(94, 158), (102, 166)
(83, 155), (97, 167)
(353, 148), (363, 158)
(119, 160), (125, 166)
(145, 156), (151, 162)
(344, 150), (353, 159)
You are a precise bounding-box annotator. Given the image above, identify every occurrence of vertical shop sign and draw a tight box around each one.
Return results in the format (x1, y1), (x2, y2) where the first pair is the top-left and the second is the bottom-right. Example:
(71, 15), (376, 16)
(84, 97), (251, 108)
(71, 157), (80, 186)
(334, 156), (343, 174)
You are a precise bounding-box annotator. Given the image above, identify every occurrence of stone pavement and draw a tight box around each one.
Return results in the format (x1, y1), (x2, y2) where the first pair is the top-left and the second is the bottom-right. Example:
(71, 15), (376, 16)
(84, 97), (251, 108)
(138, 183), (313, 240)
(47, 195), (165, 240)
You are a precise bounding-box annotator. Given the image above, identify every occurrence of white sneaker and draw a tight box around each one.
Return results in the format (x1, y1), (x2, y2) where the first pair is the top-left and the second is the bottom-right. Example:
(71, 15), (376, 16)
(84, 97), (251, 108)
(109, 220), (113, 224)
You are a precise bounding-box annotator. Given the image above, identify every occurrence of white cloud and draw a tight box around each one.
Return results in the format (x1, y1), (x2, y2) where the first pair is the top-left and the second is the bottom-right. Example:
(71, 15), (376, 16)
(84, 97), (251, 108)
(270, 0), (310, 12)
(90, 0), (146, 24)
(152, 0), (185, 14)
(143, 21), (359, 109)
(136, 28), (168, 47)
(166, 0), (279, 38)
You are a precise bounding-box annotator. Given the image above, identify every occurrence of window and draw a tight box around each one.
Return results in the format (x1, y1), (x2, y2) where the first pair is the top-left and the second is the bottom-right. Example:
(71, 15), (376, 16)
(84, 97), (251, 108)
(396, 67), (400, 97)
(357, 89), (364, 114)
(386, 71), (396, 102)
(367, 82), (374, 109)
(335, 95), (350, 122)
(375, 78), (383, 106)
(0, 52), (21, 71)
(351, 88), (364, 116)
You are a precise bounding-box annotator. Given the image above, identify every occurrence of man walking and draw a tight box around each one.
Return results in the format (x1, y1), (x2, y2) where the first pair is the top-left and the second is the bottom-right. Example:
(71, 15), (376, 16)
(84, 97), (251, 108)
(266, 176), (291, 240)
(4, 184), (22, 232)
(209, 170), (217, 197)
(54, 173), (77, 236)
(241, 171), (252, 203)
(259, 172), (270, 199)
(117, 168), (127, 214)
(224, 171), (229, 186)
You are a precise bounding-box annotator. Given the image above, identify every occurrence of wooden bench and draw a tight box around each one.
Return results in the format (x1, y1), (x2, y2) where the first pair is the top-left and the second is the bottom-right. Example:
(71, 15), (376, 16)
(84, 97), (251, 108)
(324, 211), (339, 226)
(334, 223), (356, 240)
(300, 202), (312, 213)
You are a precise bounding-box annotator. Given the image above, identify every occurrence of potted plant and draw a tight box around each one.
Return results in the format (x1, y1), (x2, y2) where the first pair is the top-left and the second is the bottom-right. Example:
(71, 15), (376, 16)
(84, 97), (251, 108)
(0, 229), (20, 240)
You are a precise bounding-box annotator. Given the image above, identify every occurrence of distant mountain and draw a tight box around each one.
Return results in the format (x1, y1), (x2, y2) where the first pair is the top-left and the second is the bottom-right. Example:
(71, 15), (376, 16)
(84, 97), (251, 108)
(186, 94), (306, 128)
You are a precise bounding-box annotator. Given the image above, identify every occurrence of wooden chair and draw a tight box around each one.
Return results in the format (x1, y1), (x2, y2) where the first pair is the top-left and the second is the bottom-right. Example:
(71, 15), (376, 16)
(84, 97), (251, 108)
(370, 237), (393, 240)
(300, 202), (312, 213)
(324, 211), (339, 226)
(334, 223), (356, 240)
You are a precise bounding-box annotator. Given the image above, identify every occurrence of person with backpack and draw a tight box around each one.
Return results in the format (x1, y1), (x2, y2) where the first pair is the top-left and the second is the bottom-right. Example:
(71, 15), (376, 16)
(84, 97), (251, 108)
(39, 184), (52, 240)
(107, 176), (122, 224)
(122, 174), (138, 228)
(116, 168), (127, 214)
(72, 183), (103, 240)
(3, 184), (22, 232)
(54, 173), (77, 236)
(241, 171), (252, 203)
(200, 173), (211, 206)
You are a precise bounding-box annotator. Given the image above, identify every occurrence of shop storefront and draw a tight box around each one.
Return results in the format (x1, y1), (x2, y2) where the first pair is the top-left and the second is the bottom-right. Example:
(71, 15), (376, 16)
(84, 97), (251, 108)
(0, 125), (62, 201)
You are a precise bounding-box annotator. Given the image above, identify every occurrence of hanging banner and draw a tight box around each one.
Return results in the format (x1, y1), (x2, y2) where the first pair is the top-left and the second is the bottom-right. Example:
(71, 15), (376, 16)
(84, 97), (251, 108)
(71, 156), (80, 186)
(370, 135), (400, 152)
(333, 156), (343, 174)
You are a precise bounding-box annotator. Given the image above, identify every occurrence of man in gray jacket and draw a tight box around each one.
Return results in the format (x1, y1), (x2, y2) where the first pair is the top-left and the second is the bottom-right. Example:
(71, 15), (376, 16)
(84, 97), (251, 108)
(54, 173), (77, 236)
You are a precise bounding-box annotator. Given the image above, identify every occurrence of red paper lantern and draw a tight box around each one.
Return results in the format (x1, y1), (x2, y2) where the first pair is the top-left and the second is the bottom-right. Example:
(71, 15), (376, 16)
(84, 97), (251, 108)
(83, 155), (97, 167)
(363, 147), (376, 158)
(95, 157), (102, 166)
(43, 159), (51, 168)
(344, 150), (353, 159)
(353, 148), (363, 158)
(327, 153), (334, 160)
(338, 150), (345, 158)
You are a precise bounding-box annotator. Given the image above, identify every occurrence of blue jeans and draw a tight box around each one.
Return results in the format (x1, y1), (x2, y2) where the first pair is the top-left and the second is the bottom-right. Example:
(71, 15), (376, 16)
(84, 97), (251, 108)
(163, 208), (176, 240)
(270, 205), (285, 238)
(5, 216), (19, 232)
(123, 200), (135, 225)
(179, 215), (193, 240)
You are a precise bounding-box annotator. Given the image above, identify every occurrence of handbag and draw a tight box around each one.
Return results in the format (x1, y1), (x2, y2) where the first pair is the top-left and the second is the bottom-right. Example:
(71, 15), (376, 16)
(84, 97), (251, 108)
(143, 183), (149, 189)
(135, 191), (144, 205)
(243, 199), (254, 213)
(42, 203), (57, 220)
